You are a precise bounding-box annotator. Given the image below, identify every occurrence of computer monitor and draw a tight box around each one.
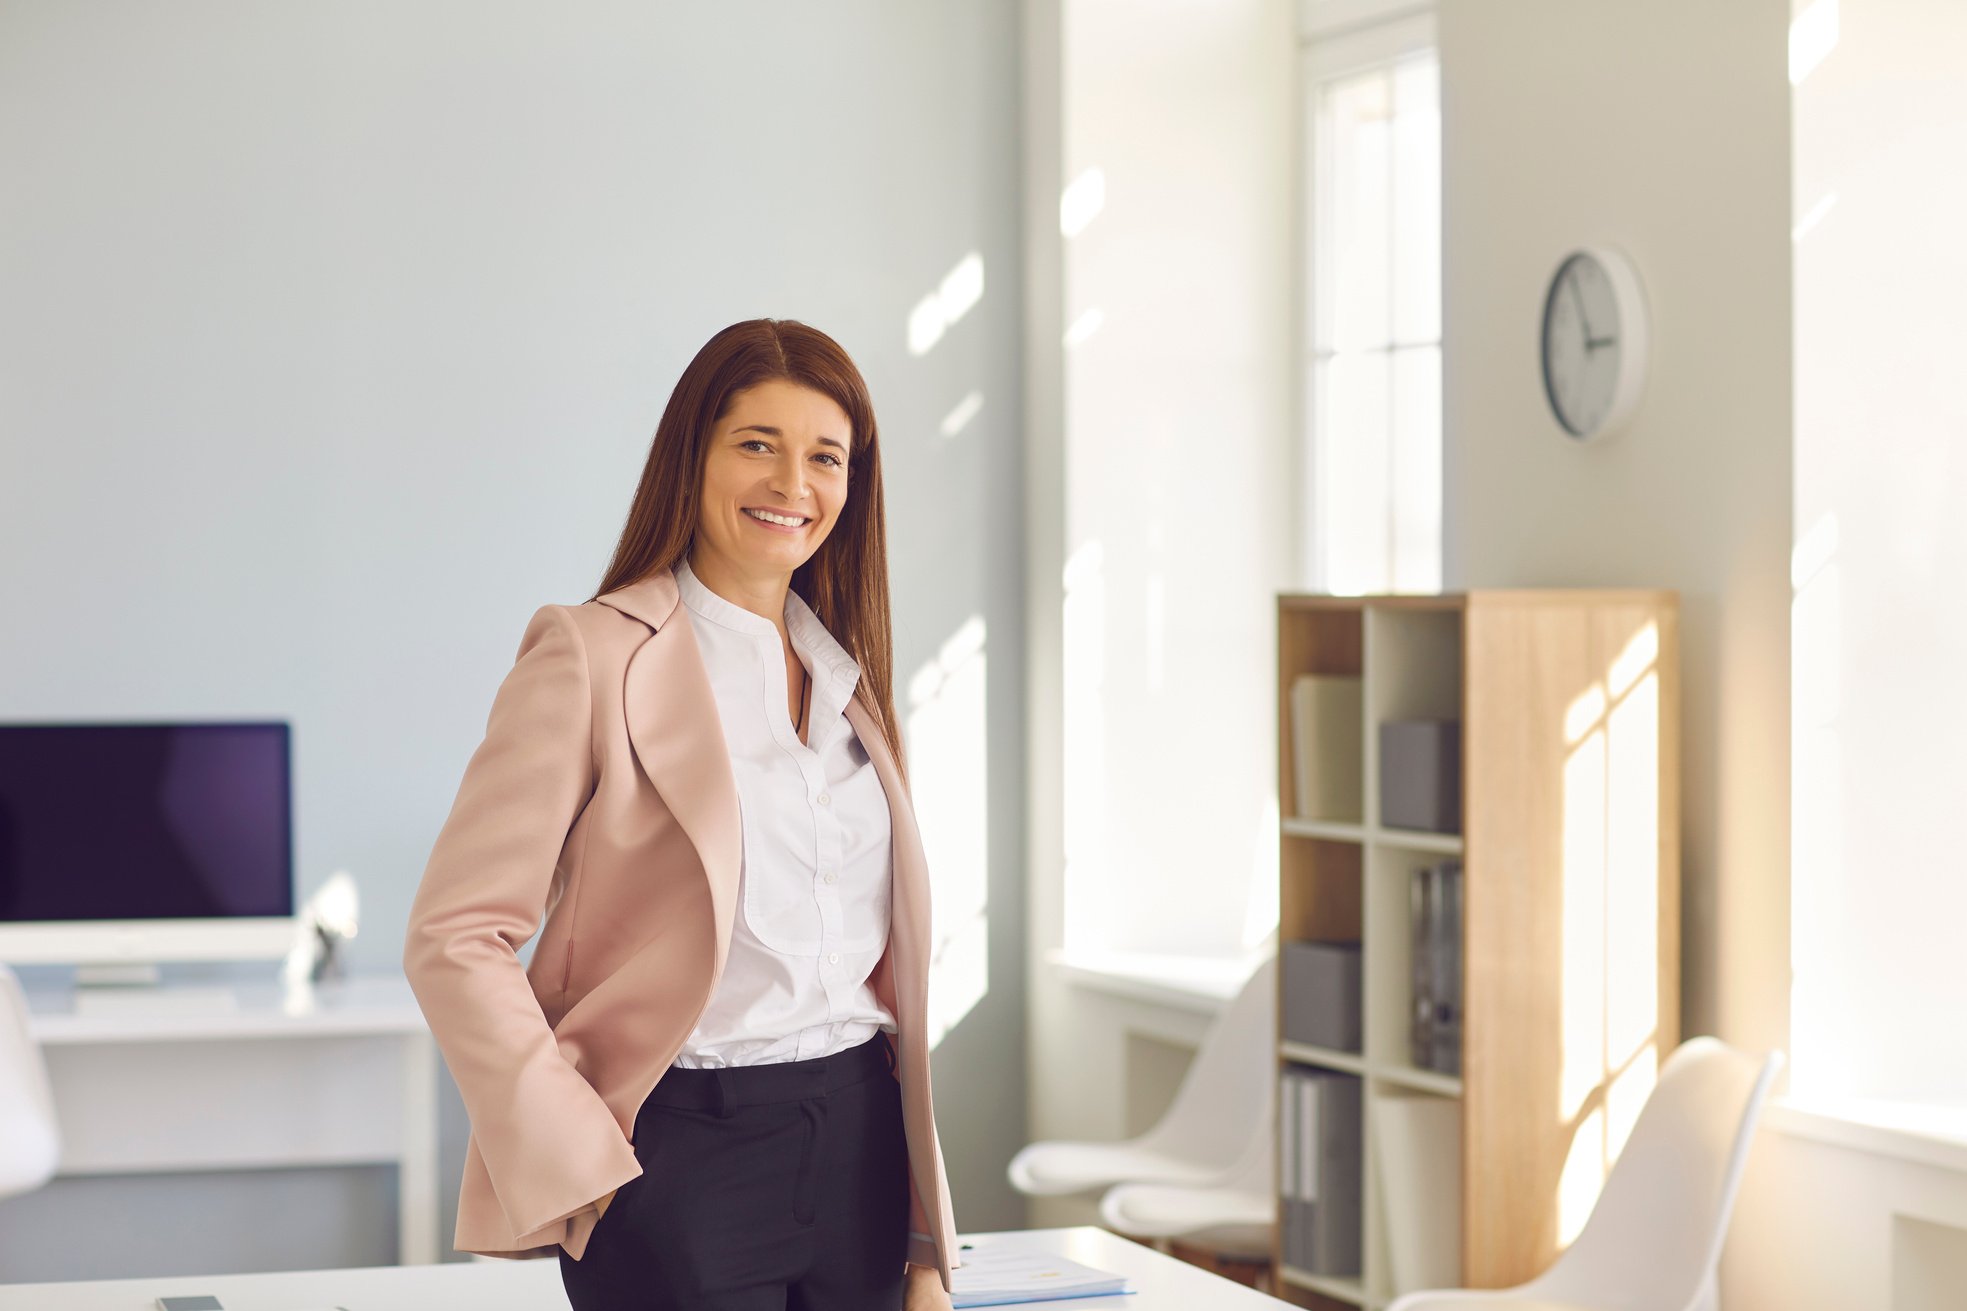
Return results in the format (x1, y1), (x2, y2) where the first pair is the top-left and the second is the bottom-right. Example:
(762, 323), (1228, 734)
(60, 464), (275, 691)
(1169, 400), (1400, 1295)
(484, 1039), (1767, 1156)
(0, 721), (297, 977)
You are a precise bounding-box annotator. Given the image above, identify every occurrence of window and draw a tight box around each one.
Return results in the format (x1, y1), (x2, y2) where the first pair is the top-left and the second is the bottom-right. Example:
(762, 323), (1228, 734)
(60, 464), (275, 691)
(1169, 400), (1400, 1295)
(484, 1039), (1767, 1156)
(1301, 12), (1441, 595)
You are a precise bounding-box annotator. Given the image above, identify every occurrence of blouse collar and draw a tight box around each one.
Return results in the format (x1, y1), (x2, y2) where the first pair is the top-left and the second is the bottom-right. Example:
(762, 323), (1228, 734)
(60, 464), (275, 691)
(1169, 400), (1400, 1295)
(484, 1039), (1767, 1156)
(673, 557), (863, 701)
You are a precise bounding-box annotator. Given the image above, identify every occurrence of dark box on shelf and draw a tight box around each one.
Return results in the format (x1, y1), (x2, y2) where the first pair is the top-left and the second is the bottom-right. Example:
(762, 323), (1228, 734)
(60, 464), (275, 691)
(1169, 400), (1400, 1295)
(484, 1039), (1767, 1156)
(1282, 940), (1362, 1053)
(1379, 719), (1462, 834)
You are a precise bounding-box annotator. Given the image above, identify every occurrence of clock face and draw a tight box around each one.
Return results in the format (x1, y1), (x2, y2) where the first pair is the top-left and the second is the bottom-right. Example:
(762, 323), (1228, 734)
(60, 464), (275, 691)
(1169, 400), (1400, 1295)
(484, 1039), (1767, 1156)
(1540, 251), (1626, 439)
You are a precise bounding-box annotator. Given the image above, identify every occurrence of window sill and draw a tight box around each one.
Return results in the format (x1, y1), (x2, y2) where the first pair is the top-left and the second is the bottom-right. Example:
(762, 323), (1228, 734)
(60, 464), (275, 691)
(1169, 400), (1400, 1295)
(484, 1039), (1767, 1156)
(1043, 947), (1261, 1017)
(1765, 1093), (1967, 1176)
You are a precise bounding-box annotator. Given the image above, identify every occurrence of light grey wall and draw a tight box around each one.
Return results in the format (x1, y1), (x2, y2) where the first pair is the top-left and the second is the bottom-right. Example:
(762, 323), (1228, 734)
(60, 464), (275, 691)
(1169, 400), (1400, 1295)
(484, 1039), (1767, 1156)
(1437, 0), (1792, 1066)
(0, 0), (1026, 1279)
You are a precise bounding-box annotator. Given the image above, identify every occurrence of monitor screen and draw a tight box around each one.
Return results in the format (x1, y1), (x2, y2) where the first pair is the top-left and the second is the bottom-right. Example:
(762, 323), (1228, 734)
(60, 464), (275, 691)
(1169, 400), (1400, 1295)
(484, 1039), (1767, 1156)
(0, 722), (293, 923)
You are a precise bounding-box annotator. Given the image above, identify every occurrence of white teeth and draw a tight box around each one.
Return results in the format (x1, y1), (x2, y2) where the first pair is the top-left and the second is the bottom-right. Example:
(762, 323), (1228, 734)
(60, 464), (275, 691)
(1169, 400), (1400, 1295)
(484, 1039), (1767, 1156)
(745, 508), (808, 527)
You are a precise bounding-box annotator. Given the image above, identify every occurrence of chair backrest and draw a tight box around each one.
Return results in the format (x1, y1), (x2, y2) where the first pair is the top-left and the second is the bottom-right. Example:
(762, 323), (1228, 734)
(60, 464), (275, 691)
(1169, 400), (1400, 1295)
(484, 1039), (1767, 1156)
(0, 962), (61, 1198)
(1525, 1036), (1785, 1311)
(1135, 952), (1276, 1170)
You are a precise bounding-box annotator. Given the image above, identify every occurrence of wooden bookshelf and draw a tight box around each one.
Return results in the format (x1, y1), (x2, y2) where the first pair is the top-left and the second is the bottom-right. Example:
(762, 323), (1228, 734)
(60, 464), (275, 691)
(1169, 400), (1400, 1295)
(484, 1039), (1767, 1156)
(1271, 591), (1680, 1309)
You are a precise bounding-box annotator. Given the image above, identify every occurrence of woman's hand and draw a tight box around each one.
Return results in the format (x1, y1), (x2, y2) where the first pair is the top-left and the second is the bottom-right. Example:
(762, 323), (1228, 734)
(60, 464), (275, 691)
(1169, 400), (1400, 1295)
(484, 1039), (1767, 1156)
(903, 1260), (953, 1311)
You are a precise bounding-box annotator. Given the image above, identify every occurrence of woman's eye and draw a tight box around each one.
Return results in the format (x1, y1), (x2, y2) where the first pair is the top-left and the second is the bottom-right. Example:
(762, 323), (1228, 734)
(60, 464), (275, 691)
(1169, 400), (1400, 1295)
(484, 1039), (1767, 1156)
(737, 439), (841, 469)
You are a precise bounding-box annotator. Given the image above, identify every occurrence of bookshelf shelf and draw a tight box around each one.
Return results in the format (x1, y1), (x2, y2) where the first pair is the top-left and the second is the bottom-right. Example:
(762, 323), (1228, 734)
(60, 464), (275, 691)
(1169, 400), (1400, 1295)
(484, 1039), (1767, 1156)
(1283, 818), (1370, 844)
(1273, 590), (1681, 1304)
(1373, 827), (1463, 855)
(1371, 1064), (1463, 1099)
(1279, 1040), (1368, 1077)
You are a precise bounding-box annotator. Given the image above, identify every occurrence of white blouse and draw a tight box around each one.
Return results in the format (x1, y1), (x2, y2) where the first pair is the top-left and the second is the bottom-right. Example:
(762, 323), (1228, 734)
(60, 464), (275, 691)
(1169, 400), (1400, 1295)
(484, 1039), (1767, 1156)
(668, 556), (898, 1068)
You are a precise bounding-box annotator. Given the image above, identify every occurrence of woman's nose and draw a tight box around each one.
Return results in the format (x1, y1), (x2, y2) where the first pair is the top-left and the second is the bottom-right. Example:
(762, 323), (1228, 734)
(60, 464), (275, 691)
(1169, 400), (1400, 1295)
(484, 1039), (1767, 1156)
(768, 454), (811, 499)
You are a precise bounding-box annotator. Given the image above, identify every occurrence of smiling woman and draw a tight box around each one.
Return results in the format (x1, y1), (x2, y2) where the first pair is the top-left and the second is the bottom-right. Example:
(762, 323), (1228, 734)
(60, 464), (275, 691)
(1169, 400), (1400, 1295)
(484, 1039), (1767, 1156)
(403, 318), (957, 1311)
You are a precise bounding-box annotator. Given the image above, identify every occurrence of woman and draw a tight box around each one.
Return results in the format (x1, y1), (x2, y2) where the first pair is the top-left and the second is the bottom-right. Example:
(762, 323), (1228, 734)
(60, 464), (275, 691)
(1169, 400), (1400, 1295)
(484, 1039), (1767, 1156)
(402, 318), (959, 1310)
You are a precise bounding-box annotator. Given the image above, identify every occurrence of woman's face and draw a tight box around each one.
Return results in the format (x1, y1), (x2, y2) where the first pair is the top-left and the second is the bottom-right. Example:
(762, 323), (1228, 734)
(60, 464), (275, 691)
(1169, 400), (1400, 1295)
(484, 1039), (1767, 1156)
(694, 378), (854, 583)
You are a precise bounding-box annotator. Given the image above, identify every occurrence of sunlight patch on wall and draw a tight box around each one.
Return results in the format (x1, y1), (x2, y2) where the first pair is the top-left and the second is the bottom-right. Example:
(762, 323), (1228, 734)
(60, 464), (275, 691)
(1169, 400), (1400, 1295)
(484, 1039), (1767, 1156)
(1063, 307), (1104, 349)
(1062, 539), (1108, 953)
(908, 252), (986, 357)
(1556, 622), (1664, 1237)
(1060, 166), (1106, 238)
(939, 390), (985, 439)
(1789, 0), (1840, 85)
(907, 614), (990, 1045)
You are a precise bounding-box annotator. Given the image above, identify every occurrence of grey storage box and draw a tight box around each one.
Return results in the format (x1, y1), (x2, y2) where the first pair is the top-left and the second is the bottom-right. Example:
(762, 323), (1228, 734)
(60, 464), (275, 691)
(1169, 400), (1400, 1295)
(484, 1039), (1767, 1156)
(1379, 719), (1462, 834)
(1282, 941), (1363, 1053)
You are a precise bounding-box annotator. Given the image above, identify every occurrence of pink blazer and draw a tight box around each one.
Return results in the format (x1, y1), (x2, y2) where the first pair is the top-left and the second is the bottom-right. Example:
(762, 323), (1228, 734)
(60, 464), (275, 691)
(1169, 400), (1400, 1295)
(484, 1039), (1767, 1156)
(401, 566), (959, 1287)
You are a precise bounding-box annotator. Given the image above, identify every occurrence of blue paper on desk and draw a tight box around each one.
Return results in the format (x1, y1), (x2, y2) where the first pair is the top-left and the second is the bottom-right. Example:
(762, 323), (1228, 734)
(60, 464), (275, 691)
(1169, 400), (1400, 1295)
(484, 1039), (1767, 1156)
(950, 1243), (1136, 1307)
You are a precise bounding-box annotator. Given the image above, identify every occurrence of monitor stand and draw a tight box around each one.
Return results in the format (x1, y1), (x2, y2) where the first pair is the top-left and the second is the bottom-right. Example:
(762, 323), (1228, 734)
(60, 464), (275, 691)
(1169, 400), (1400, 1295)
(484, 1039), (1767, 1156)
(71, 962), (240, 1016)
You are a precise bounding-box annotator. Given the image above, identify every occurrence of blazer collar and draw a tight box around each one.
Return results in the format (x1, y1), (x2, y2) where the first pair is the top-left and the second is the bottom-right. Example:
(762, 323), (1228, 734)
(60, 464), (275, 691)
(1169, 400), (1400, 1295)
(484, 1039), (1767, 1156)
(593, 565), (683, 633)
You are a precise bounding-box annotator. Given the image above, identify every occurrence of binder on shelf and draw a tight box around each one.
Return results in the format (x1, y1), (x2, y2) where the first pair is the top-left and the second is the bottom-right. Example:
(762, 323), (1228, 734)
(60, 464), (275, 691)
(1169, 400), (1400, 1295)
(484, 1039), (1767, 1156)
(1430, 861), (1463, 1076)
(1409, 860), (1464, 1076)
(1299, 1073), (1320, 1270)
(1289, 674), (1363, 822)
(1306, 1069), (1362, 1277)
(1411, 862), (1433, 1071)
(1279, 1069), (1300, 1270)
(1282, 1064), (1348, 1273)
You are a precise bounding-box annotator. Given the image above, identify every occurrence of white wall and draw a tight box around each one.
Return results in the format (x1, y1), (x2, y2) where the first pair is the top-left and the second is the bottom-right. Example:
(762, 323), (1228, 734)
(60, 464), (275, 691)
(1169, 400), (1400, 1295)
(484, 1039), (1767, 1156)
(1055, 0), (1298, 963)
(1788, 0), (1967, 1109)
(1730, 1), (1967, 1305)
(1023, 0), (1296, 1225)
(1731, 1122), (1967, 1309)
(1437, 0), (1794, 1066)
(0, 0), (1028, 1279)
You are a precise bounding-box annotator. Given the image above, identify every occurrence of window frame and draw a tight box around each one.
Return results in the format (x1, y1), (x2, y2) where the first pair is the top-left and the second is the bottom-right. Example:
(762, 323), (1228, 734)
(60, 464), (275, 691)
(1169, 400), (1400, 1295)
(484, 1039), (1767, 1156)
(1298, 7), (1441, 594)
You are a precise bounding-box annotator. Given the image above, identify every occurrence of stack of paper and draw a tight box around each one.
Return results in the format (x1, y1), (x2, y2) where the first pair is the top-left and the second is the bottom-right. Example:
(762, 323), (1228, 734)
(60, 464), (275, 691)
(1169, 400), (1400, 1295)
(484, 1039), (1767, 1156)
(950, 1243), (1135, 1307)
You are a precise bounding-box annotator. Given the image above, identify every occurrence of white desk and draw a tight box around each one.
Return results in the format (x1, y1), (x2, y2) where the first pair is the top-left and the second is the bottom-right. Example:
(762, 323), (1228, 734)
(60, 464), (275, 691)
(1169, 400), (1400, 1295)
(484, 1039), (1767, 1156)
(0, 1226), (1290, 1309)
(21, 972), (440, 1266)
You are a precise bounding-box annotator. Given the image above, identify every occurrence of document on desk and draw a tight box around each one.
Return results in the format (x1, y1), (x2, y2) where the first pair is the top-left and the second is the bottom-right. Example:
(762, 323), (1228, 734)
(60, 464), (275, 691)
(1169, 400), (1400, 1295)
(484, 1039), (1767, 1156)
(950, 1242), (1135, 1307)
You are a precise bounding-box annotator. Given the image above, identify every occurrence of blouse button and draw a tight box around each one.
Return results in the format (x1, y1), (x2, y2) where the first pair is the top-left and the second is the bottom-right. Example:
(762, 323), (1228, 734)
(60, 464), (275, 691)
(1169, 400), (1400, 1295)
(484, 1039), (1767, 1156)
(817, 792), (832, 806)
(824, 870), (838, 884)
(828, 952), (841, 965)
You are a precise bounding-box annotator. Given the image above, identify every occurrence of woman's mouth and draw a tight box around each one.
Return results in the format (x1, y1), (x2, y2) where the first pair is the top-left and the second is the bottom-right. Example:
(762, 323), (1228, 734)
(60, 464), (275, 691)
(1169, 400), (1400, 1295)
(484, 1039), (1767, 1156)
(743, 507), (810, 534)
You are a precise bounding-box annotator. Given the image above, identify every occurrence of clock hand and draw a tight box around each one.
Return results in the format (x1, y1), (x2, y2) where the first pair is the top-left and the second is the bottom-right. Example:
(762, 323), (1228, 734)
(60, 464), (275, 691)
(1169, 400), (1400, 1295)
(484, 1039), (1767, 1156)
(1568, 272), (1595, 344)
(1585, 335), (1616, 351)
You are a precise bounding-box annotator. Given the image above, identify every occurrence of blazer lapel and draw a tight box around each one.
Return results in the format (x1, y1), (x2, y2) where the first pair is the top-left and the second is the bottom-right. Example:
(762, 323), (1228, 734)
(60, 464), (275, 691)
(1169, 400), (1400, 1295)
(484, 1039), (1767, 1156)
(595, 568), (744, 981)
(844, 694), (931, 1032)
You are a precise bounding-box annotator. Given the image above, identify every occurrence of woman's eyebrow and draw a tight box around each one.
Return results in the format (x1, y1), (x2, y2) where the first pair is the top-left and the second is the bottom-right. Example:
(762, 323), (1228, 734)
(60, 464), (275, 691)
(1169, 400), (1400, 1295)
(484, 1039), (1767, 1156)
(732, 423), (848, 452)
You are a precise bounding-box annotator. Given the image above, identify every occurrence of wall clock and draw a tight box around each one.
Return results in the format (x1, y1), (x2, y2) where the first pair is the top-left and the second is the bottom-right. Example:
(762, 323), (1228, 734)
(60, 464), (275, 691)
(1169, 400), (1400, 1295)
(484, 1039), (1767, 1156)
(1539, 245), (1649, 442)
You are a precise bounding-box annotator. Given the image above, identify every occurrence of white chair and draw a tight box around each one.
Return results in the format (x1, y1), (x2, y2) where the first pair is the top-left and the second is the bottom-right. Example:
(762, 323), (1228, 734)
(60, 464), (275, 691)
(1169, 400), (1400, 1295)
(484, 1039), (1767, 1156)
(0, 962), (61, 1199)
(1096, 1102), (1275, 1258)
(1387, 1036), (1785, 1311)
(1008, 952), (1276, 1201)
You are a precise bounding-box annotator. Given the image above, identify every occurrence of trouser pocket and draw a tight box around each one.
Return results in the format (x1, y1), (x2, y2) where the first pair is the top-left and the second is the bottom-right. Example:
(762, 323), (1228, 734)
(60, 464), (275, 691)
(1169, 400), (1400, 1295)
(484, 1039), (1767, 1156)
(791, 1096), (825, 1225)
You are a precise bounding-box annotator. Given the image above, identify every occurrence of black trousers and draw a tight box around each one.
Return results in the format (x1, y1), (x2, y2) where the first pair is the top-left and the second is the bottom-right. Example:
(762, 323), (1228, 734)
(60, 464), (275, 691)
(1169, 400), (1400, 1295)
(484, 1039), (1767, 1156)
(558, 1030), (911, 1311)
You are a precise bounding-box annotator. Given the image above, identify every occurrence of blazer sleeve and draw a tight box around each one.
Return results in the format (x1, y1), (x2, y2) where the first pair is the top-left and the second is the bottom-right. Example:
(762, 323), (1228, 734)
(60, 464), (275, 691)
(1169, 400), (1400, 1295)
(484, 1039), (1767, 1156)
(402, 603), (642, 1238)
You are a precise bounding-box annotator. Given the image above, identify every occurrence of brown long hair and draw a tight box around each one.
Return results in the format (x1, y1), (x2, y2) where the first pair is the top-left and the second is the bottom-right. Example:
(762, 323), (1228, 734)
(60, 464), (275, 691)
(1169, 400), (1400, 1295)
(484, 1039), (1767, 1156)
(586, 318), (907, 783)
